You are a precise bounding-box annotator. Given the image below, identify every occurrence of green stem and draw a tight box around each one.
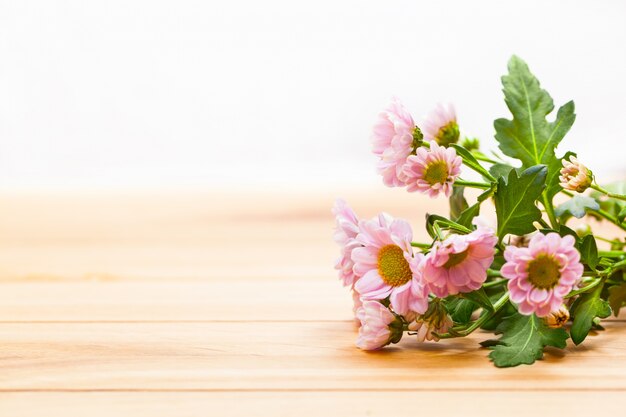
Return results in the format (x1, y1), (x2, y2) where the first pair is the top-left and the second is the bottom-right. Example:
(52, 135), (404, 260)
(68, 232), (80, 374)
(472, 153), (499, 164)
(541, 193), (558, 229)
(487, 269), (503, 278)
(565, 279), (603, 298)
(411, 242), (432, 249)
(483, 279), (507, 288)
(591, 184), (626, 202)
(599, 250), (626, 258)
(596, 236), (624, 246)
(455, 179), (491, 190)
(590, 208), (626, 232)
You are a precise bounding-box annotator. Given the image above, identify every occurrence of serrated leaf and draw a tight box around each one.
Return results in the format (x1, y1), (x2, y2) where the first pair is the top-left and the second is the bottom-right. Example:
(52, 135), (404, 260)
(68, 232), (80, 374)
(449, 186), (468, 221)
(487, 313), (569, 367)
(570, 286), (611, 345)
(578, 234), (598, 270)
(494, 165), (547, 238)
(555, 195), (600, 219)
(546, 151), (576, 199)
(494, 56), (576, 173)
(608, 284), (626, 317)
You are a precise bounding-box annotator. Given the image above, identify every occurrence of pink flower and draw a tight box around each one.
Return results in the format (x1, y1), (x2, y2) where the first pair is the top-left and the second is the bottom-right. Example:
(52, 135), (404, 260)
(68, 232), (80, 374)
(422, 103), (460, 146)
(352, 213), (429, 316)
(401, 142), (462, 198)
(502, 233), (583, 317)
(352, 290), (363, 325)
(422, 228), (498, 297)
(559, 156), (593, 193)
(332, 199), (361, 287)
(356, 300), (401, 350)
(372, 98), (417, 187)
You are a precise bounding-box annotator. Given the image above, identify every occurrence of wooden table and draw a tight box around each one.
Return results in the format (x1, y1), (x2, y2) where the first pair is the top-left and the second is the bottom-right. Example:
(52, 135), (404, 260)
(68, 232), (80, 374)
(0, 189), (624, 416)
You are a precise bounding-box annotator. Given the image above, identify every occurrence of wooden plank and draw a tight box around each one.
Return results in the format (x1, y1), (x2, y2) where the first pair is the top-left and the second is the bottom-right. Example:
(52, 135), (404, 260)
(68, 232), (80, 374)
(0, 281), (622, 322)
(0, 281), (352, 321)
(1, 392), (623, 417)
(0, 321), (625, 390)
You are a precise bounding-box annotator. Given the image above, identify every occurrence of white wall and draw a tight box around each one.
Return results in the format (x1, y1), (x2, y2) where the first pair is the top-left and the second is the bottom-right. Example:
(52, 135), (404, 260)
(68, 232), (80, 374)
(0, 0), (624, 189)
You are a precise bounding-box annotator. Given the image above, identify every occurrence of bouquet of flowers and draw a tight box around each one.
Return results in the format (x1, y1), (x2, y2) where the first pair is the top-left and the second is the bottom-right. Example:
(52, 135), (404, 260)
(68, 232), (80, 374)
(332, 56), (626, 367)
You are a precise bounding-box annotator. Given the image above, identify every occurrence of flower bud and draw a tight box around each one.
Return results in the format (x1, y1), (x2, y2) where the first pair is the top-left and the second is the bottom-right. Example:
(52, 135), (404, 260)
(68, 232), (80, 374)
(407, 300), (452, 342)
(574, 223), (592, 238)
(559, 156), (593, 193)
(461, 137), (480, 151)
(544, 305), (570, 328)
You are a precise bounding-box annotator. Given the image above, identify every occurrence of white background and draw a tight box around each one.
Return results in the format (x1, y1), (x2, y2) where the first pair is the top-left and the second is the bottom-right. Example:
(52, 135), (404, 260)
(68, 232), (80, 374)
(0, 0), (624, 190)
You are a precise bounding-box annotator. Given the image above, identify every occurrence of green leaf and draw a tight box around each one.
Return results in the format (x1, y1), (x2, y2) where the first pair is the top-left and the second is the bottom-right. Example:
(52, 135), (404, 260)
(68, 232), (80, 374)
(555, 195), (600, 219)
(546, 151), (576, 199)
(449, 186), (468, 221)
(578, 234), (598, 270)
(487, 313), (569, 367)
(461, 288), (494, 311)
(494, 165), (547, 238)
(494, 56), (576, 172)
(608, 284), (626, 317)
(489, 163), (516, 180)
(456, 202), (480, 229)
(570, 285), (611, 345)
(445, 297), (477, 324)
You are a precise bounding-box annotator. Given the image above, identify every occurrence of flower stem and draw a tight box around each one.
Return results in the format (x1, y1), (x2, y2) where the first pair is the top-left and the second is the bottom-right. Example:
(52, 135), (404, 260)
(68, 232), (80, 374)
(599, 250), (626, 258)
(590, 208), (626, 232)
(591, 184), (626, 202)
(541, 193), (559, 229)
(411, 242), (432, 249)
(455, 179), (492, 190)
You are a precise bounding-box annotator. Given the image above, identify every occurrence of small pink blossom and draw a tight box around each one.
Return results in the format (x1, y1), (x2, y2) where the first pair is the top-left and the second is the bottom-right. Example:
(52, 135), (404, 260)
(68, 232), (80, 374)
(559, 156), (593, 193)
(356, 300), (400, 350)
(502, 233), (583, 317)
(332, 199), (361, 287)
(371, 98), (416, 187)
(422, 228), (498, 297)
(352, 213), (429, 316)
(402, 142), (462, 198)
(422, 103), (459, 146)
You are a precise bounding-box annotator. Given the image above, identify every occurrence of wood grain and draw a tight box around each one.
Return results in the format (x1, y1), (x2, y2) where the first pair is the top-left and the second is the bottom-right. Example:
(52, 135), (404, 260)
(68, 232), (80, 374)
(0, 190), (624, 415)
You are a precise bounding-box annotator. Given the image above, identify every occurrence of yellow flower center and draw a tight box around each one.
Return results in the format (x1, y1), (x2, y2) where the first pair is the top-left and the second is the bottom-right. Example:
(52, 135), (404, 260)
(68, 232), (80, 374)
(436, 121), (460, 146)
(423, 160), (449, 185)
(377, 244), (413, 287)
(527, 254), (561, 289)
(443, 249), (469, 268)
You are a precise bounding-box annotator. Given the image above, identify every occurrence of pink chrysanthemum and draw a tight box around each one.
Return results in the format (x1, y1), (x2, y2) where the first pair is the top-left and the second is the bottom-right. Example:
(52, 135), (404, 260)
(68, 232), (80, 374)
(371, 98), (417, 187)
(559, 156), (593, 193)
(356, 300), (402, 350)
(422, 228), (498, 297)
(332, 199), (361, 287)
(502, 233), (583, 317)
(422, 103), (460, 146)
(401, 142), (462, 198)
(352, 214), (429, 316)
(352, 290), (363, 325)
